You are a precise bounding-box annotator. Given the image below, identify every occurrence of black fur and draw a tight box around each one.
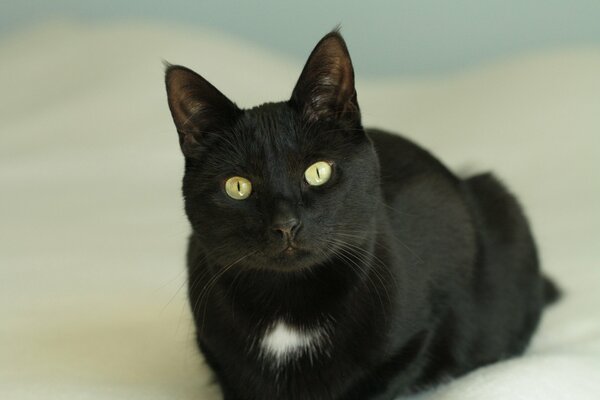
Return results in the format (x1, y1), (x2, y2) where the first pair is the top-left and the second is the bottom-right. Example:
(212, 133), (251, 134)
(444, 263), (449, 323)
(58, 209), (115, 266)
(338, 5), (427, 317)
(165, 31), (558, 400)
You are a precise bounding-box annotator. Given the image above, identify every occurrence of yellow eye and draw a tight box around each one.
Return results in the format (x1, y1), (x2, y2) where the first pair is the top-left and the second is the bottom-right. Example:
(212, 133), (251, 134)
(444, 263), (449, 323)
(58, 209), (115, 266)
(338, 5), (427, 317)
(225, 176), (252, 200)
(304, 161), (332, 186)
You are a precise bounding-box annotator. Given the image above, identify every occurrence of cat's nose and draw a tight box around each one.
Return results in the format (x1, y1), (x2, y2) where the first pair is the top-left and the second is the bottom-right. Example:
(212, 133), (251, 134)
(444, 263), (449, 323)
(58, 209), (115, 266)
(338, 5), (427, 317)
(271, 199), (301, 241)
(272, 217), (301, 240)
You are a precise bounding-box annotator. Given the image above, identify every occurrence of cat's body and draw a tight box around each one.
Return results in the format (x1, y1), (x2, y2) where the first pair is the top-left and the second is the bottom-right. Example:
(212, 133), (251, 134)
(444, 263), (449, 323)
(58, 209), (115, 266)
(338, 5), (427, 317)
(166, 32), (558, 400)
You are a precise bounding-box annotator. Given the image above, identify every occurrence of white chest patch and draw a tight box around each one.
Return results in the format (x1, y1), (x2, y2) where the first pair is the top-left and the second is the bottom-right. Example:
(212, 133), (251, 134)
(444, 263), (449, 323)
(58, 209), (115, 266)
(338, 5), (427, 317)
(259, 320), (327, 364)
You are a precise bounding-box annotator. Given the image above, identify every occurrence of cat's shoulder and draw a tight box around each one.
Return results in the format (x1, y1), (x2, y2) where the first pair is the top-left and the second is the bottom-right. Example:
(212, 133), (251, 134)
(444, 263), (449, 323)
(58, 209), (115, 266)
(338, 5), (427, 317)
(366, 128), (418, 152)
(366, 128), (458, 185)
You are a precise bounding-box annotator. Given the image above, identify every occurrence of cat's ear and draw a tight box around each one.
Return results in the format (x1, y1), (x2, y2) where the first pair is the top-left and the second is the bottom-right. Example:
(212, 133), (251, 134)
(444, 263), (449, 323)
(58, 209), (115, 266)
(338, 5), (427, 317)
(290, 31), (360, 123)
(165, 65), (241, 156)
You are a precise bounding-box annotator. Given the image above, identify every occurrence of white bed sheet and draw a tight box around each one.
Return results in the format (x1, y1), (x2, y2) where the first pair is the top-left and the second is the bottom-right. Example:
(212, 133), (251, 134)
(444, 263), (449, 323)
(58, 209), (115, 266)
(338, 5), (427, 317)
(1, 22), (599, 399)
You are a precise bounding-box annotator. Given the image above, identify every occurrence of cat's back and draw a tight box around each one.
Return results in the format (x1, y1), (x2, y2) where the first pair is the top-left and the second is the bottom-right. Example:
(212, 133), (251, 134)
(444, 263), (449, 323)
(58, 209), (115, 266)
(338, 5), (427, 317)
(367, 129), (459, 197)
(366, 129), (467, 220)
(366, 128), (476, 303)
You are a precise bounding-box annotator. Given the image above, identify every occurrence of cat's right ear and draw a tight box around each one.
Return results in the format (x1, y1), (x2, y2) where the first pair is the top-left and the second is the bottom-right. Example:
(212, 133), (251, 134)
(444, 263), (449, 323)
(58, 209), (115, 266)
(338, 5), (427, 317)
(165, 65), (241, 156)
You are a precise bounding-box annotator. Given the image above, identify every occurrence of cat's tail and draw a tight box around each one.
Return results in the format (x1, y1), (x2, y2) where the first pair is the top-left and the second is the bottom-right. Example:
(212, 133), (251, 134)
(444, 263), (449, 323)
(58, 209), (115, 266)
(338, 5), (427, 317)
(542, 276), (561, 306)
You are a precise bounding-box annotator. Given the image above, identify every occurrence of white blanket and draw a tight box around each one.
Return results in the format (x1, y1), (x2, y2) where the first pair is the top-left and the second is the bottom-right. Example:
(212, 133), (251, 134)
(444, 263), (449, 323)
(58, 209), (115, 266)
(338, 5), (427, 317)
(1, 22), (599, 399)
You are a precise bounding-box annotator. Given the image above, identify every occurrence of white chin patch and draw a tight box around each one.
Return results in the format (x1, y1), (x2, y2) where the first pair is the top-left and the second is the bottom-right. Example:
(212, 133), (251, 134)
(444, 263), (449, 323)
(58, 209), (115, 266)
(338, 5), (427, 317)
(259, 320), (328, 365)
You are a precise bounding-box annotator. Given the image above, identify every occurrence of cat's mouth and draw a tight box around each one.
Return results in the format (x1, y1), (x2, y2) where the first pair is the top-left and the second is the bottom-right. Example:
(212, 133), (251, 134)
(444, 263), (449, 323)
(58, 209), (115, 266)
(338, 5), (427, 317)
(283, 244), (299, 255)
(248, 239), (330, 271)
(277, 246), (306, 260)
(267, 243), (314, 267)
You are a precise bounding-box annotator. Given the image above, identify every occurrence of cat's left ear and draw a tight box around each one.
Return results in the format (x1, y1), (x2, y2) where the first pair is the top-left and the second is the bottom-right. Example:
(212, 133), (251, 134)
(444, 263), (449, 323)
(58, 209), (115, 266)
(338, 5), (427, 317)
(290, 31), (360, 124)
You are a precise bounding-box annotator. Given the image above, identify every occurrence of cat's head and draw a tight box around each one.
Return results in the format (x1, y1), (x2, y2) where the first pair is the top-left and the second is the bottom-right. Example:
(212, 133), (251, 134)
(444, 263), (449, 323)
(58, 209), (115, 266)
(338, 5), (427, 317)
(165, 31), (380, 272)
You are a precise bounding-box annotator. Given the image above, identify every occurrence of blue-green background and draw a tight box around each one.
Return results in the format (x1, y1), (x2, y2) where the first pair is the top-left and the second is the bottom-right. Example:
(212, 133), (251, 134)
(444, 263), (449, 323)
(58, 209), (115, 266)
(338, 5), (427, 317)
(2, 0), (600, 76)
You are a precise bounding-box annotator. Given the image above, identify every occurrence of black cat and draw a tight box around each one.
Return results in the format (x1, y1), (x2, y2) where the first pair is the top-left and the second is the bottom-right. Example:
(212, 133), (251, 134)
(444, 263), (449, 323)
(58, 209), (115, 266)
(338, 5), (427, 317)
(165, 30), (559, 400)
